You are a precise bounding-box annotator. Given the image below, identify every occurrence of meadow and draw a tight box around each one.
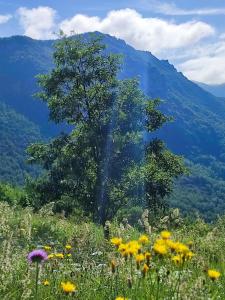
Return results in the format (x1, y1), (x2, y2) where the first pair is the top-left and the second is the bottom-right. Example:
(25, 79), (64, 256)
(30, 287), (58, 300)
(0, 201), (225, 299)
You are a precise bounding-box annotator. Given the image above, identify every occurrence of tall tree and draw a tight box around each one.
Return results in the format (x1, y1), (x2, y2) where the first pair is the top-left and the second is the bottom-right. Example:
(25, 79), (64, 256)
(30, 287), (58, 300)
(27, 34), (185, 224)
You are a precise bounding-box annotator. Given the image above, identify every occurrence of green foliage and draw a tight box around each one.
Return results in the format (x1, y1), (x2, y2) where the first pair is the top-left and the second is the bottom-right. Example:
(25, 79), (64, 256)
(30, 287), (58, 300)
(0, 182), (27, 206)
(27, 34), (185, 223)
(168, 160), (225, 221)
(1, 33), (225, 220)
(1, 203), (225, 299)
(145, 139), (187, 209)
(0, 101), (41, 184)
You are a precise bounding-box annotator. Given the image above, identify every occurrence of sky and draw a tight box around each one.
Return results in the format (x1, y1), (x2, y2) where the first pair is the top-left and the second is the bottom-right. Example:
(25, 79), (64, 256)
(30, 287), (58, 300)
(1, 0), (225, 85)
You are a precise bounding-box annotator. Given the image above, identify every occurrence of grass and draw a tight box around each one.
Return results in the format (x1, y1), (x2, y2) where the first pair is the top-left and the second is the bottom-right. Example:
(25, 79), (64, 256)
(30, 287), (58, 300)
(0, 201), (225, 299)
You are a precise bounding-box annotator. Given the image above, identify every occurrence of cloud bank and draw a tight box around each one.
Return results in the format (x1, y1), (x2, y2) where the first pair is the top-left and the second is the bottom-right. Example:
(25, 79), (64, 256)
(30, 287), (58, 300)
(60, 8), (214, 55)
(0, 14), (12, 24)
(17, 6), (56, 39)
(178, 40), (225, 85)
(152, 2), (225, 16)
(15, 6), (225, 84)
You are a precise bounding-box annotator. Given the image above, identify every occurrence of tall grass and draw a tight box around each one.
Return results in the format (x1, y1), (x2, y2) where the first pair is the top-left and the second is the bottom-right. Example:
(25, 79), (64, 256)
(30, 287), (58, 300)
(0, 202), (225, 299)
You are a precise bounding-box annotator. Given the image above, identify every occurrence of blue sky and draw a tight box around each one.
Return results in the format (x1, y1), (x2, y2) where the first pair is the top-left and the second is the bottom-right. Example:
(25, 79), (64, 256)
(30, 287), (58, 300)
(1, 0), (225, 84)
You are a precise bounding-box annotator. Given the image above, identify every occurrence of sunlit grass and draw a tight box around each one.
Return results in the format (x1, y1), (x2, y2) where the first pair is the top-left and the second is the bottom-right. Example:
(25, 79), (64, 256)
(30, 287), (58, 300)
(0, 202), (225, 299)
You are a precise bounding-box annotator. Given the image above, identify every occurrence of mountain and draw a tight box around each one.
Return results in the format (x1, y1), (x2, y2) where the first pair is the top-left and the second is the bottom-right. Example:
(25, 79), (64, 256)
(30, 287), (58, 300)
(0, 100), (41, 184)
(196, 82), (225, 98)
(1, 32), (225, 219)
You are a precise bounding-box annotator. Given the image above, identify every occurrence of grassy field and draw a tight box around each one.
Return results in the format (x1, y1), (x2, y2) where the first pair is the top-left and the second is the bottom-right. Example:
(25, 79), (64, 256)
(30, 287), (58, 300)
(0, 202), (225, 299)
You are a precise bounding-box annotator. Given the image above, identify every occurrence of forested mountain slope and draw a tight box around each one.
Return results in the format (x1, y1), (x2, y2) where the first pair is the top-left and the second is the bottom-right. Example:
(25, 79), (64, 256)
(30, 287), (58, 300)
(0, 100), (41, 184)
(1, 32), (225, 218)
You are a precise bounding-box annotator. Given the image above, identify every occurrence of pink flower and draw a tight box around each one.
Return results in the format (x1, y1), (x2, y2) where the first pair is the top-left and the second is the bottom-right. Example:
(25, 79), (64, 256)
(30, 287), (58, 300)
(27, 249), (48, 263)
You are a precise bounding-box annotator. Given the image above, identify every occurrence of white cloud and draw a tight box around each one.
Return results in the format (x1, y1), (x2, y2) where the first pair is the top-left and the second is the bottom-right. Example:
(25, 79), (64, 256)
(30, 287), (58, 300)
(60, 8), (214, 55)
(0, 14), (12, 24)
(178, 41), (225, 85)
(15, 6), (224, 84)
(17, 6), (57, 39)
(151, 1), (225, 16)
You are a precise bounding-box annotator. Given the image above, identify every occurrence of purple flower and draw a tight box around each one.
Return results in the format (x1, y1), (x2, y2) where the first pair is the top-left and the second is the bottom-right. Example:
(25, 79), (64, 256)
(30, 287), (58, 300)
(27, 249), (48, 264)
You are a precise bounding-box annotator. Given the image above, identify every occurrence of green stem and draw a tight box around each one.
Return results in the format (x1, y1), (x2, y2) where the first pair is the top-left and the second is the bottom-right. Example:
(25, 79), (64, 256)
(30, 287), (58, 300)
(35, 262), (40, 300)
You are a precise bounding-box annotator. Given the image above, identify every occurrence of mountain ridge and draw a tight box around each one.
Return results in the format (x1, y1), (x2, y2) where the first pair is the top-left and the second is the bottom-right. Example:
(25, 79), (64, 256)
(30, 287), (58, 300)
(1, 32), (225, 218)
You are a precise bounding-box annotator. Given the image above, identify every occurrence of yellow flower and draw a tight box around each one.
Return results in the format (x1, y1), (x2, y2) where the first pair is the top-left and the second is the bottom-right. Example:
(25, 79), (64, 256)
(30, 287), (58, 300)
(160, 231), (171, 240)
(111, 237), (122, 247)
(166, 240), (178, 251)
(61, 281), (77, 293)
(185, 251), (194, 260)
(155, 238), (166, 245)
(55, 253), (64, 259)
(175, 243), (189, 254)
(48, 253), (55, 259)
(44, 246), (51, 251)
(207, 269), (221, 281)
(135, 253), (145, 263)
(142, 263), (149, 277)
(65, 245), (72, 250)
(171, 255), (182, 264)
(67, 253), (72, 258)
(126, 241), (141, 256)
(111, 260), (116, 273)
(115, 297), (128, 300)
(118, 243), (127, 253)
(139, 235), (149, 244)
(145, 252), (151, 262)
(43, 280), (50, 286)
(153, 243), (168, 255)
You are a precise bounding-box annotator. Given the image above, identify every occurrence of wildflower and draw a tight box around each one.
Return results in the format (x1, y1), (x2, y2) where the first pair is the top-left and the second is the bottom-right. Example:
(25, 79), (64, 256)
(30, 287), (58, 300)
(111, 237), (122, 247)
(126, 241), (141, 256)
(139, 235), (149, 244)
(115, 297), (128, 300)
(119, 245), (129, 259)
(207, 269), (221, 281)
(43, 280), (50, 286)
(55, 253), (64, 259)
(145, 252), (151, 265)
(166, 240), (178, 252)
(145, 252), (151, 260)
(118, 243), (127, 253)
(135, 253), (145, 263)
(171, 255), (182, 265)
(48, 253), (55, 259)
(67, 253), (72, 258)
(111, 260), (116, 273)
(155, 238), (166, 246)
(175, 243), (189, 255)
(65, 245), (72, 250)
(153, 243), (167, 256)
(142, 263), (149, 277)
(160, 231), (171, 240)
(27, 249), (48, 264)
(44, 246), (51, 251)
(61, 281), (77, 293)
(185, 251), (194, 260)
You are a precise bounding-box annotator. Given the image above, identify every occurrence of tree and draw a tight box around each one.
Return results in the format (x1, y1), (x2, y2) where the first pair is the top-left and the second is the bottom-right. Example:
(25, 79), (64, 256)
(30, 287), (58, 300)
(27, 33), (186, 224)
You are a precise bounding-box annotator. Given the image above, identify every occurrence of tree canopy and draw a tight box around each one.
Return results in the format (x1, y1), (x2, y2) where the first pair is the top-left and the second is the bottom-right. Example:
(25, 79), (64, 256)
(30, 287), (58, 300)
(27, 34), (186, 224)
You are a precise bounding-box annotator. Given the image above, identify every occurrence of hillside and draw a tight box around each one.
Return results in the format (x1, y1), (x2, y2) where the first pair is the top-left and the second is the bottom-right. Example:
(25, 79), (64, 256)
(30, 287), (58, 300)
(1, 33), (225, 218)
(0, 100), (41, 184)
(0, 202), (225, 299)
(197, 82), (225, 98)
(1, 33), (225, 159)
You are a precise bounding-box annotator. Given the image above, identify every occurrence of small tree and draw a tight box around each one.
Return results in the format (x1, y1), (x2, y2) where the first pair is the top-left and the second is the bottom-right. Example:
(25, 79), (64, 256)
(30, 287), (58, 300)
(27, 34), (185, 224)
